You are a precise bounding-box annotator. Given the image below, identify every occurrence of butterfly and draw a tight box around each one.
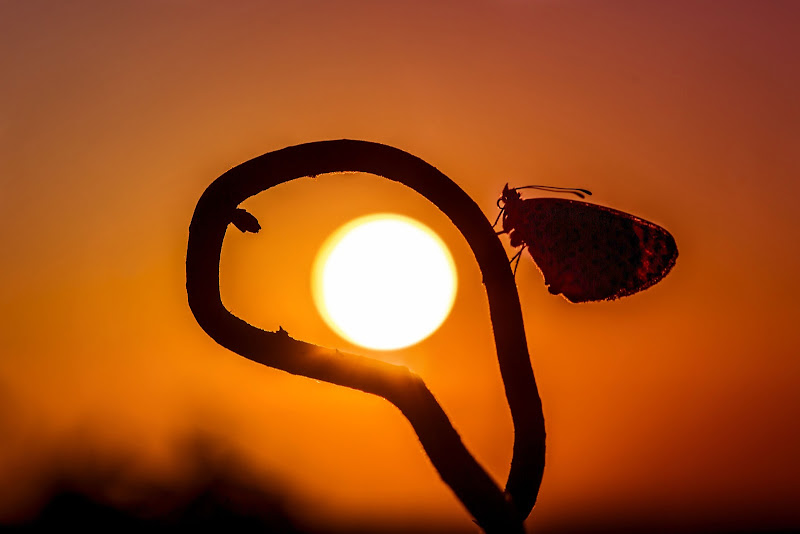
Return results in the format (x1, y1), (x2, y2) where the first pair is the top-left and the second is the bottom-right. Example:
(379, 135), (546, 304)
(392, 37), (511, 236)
(495, 184), (678, 303)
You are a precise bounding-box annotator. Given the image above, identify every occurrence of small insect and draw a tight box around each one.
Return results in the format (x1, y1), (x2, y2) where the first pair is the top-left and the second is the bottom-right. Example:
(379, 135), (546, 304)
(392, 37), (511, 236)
(495, 184), (678, 303)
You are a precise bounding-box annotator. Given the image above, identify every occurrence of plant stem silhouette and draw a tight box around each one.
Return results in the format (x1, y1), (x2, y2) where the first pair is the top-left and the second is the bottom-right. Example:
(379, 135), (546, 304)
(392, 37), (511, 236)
(186, 140), (545, 533)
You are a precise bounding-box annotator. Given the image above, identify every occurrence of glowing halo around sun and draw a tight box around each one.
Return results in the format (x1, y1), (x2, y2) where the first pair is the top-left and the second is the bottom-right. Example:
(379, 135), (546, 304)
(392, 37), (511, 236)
(312, 214), (457, 351)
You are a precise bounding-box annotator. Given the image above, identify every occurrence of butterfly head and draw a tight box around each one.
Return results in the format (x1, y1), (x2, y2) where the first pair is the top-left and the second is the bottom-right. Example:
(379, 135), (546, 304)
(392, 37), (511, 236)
(493, 184), (524, 242)
(495, 184), (591, 235)
(498, 183), (525, 210)
(499, 183), (521, 205)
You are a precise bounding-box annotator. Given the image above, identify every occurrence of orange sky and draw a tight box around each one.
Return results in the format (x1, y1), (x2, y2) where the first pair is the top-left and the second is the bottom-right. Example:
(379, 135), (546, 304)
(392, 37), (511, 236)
(1, 1), (798, 532)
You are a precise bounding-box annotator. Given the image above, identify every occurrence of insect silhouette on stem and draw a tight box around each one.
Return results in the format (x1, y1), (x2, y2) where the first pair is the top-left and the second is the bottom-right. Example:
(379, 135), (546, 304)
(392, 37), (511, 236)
(495, 184), (678, 302)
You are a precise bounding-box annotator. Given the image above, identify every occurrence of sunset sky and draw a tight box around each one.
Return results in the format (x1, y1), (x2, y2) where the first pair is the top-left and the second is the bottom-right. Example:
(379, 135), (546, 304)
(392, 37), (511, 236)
(1, 1), (798, 532)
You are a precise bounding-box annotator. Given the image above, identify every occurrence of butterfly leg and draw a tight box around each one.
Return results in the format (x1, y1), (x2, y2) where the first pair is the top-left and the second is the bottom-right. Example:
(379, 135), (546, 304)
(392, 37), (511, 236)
(492, 208), (505, 228)
(509, 248), (524, 276)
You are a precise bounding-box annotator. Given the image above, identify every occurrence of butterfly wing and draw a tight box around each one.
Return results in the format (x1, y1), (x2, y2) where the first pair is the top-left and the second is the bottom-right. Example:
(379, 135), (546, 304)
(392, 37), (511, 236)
(516, 198), (678, 302)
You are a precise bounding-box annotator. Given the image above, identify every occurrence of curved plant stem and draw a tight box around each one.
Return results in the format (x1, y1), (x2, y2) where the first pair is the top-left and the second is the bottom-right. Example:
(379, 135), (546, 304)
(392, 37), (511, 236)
(186, 140), (545, 532)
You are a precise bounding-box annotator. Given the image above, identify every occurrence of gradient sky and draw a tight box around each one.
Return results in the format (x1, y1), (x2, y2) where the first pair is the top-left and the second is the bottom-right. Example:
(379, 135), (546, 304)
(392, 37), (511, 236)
(1, 1), (798, 532)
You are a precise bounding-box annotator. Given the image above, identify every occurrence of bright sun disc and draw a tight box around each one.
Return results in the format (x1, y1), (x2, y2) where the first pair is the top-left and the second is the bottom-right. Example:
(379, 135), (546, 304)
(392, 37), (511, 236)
(312, 214), (457, 351)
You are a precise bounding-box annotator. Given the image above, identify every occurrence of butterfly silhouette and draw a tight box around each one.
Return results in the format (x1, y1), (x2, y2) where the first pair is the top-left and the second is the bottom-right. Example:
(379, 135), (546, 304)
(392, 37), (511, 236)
(495, 184), (678, 303)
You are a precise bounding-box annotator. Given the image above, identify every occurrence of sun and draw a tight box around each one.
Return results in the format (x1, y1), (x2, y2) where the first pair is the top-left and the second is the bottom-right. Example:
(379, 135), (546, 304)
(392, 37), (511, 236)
(312, 214), (457, 351)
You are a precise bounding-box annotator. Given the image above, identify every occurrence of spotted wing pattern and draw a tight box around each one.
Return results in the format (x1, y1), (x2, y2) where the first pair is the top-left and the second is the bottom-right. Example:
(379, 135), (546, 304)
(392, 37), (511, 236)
(510, 198), (678, 303)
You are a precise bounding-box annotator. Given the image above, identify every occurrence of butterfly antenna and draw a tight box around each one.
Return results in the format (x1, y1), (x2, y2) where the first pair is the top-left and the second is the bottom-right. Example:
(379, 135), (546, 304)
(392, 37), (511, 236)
(515, 185), (592, 199)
